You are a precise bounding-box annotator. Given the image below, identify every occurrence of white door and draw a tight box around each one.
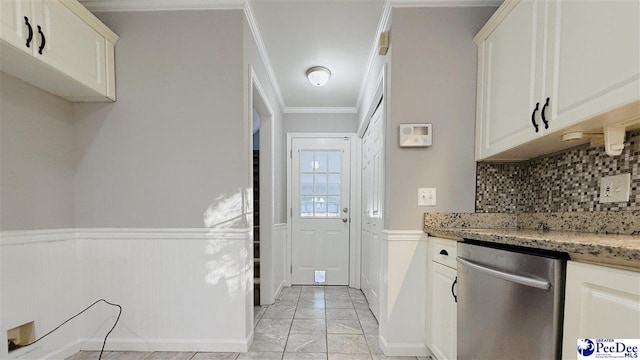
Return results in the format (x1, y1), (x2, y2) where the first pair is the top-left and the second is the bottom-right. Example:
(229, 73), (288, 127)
(360, 105), (384, 320)
(291, 137), (351, 285)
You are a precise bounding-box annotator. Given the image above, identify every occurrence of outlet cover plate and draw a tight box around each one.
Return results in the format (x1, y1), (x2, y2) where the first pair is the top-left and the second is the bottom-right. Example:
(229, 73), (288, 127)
(599, 173), (631, 203)
(418, 188), (436, 206)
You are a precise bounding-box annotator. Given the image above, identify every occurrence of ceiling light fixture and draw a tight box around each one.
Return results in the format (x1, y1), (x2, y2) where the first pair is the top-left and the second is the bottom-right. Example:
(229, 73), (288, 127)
(306, 66), (331, 87)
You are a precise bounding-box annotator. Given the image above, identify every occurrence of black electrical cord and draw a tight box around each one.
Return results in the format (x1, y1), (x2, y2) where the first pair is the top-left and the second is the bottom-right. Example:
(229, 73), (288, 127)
(23, 299), (122, 360)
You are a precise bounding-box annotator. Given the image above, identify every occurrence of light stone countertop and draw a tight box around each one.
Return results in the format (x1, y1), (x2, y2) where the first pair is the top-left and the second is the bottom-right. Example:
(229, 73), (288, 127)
(424, 212), (640, 270)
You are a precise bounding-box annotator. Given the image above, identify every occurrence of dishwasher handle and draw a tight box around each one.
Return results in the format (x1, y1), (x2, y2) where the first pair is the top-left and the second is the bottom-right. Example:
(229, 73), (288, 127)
(457, 257), (551, 291)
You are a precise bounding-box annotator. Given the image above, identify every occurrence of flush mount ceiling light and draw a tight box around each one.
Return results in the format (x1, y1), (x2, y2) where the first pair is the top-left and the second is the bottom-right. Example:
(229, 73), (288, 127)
(306, 66), (331, 87)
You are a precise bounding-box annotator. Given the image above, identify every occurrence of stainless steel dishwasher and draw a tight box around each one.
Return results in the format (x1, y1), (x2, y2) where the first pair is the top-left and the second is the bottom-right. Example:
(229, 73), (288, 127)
(457, 240), (568, 360)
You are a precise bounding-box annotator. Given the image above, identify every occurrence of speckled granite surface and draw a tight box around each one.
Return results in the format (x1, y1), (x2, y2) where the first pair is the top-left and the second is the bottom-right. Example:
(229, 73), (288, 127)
(424, 212), (640, 269)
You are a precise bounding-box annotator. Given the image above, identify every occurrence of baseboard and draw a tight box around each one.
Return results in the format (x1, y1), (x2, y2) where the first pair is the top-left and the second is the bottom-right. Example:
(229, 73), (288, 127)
(79, 336), (251, 352)
(379, 334), (428, 357)
(43, 339), (84, 359)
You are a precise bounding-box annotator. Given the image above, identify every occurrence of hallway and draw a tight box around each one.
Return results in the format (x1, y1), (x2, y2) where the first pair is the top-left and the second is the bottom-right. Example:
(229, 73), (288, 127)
(67, 286), (431, 360)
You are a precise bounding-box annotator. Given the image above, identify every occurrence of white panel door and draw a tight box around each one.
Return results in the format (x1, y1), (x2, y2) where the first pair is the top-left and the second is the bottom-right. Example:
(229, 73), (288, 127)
(291, 137), (351, 285)
(33, 0), (107, 95)
(547, 0), (640, 130)
(562, 261), (640, 360)
(477, 0), (547, 159)
(0, 0), (33, 54)
(361, 105), (383, 320)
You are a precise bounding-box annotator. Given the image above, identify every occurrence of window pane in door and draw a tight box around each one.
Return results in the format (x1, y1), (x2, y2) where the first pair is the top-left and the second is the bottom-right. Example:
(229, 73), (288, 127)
(328, 174), (340, 195)
(315, 152), (327, 172)
(301, 196), (314, 217)
(328, 151), (341, 172)
(314, 196), (327, 216)
(301, 151), (314, 172)
(314, 174), (327, 194)
(301, 174), (313, 195)
(328, 196), (340, 217)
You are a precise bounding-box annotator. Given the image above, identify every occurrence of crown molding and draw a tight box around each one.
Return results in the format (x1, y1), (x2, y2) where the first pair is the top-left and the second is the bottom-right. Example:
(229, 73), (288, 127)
(355, 0), (501, 113)
(79, 0), (246, 12)
(283, 107), (358, 114)
(244, 1), (286, 110)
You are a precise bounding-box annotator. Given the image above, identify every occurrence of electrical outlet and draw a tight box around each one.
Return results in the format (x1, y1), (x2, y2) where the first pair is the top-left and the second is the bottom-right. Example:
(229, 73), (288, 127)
(599, 173), (631, 203)
(418, 188), (436, 206)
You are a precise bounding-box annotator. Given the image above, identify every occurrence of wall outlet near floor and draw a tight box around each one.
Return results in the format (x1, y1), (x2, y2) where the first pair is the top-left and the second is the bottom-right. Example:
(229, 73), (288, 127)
(599, 173), (631, 203)
(418, 188), (436, 206)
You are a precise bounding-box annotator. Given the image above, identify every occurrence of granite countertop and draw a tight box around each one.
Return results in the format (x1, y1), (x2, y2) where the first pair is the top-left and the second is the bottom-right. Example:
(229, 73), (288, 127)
(424, 212), (640, 270)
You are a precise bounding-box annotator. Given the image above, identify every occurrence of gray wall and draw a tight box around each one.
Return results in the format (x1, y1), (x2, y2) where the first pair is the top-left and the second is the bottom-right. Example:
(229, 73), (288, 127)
(284, 113), (358, 134)
(0, 73), (75, 231)
(73, 10), (246, 228)
(385, 7), (497, 230)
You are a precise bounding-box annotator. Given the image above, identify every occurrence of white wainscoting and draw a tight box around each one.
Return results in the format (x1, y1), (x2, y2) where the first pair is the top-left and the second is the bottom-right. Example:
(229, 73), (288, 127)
(378, 230), (428, 357)
(1, 228), (254, 357)
(0, 229), (81, 360)
(272, 224), (288, 299)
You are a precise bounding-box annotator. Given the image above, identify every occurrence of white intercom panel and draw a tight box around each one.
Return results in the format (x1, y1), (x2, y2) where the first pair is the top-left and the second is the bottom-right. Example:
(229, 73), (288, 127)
(399, 123), (432, 147)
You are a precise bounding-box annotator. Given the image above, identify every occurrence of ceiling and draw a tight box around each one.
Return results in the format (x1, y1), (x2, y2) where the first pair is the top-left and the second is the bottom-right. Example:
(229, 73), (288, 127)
(80, 0), (501, 112)
(249, 0), (385, 111)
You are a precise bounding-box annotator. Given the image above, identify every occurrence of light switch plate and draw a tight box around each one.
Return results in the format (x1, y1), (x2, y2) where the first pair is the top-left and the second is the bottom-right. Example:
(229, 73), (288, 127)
(599, 173), (631, 203)
(418, 188), (436, 206)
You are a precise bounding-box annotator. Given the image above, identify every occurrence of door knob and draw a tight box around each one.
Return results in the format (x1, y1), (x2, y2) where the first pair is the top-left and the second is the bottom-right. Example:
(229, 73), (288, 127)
(342, 218), (348, 223)
(343, 208), (348, 213)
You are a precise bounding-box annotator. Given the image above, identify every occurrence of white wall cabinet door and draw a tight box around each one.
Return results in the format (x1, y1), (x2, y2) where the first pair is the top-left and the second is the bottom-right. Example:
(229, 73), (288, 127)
(0, 0), (33, 54)
(546, 0), (640, 131)
(429, 262), (457, 360)
(475, 0), (547, 160)
(33, 0), (107, 96)
(562, 261), (640, 360)
(0, 0), (117, 102)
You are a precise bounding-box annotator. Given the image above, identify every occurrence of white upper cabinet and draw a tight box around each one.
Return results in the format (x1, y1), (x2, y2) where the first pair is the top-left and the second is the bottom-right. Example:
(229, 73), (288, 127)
(546, 0), (640, 130)
(0, 0), (118, 102)
(475, 0), (640, 160)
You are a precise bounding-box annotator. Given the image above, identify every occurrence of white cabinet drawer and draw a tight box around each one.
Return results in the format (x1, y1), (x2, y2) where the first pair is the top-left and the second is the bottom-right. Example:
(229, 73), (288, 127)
(430, 236), (457, 269)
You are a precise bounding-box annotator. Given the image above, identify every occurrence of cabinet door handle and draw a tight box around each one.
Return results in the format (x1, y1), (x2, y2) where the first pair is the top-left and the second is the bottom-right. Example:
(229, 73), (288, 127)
(37, 25), (45, 55)
(24, 17), (33, 48)
(541, 97), (550, 129)
(439, 249), (448, 256)
(451, 276), (458, 303)
(531, 102), (540, 132)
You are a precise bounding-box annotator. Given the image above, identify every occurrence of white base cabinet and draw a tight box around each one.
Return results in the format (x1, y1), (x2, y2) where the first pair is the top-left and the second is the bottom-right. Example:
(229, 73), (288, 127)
(0, 0), (118, 102)
(427, 237), (458, 360)
(562, 261), (640, 360)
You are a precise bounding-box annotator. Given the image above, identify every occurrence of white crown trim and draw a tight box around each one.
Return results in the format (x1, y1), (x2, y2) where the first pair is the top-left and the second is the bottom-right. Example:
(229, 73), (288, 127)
(283, 107), (358, 114)
(355, 0), (392, 112)
(244, 1), (286, 109)
(79, 0), (246, 12)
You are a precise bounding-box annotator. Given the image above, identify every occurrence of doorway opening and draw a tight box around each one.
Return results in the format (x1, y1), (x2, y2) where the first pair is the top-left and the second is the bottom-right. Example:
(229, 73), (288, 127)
(252, 108), (261, 306)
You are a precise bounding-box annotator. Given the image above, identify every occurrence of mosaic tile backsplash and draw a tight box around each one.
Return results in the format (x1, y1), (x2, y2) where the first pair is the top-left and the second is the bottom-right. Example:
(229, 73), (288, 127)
(476, 129), (640, 213)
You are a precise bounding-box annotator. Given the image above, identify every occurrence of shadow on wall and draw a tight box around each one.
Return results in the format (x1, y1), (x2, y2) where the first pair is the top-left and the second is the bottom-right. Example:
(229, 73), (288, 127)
(203, 188), (253, 300)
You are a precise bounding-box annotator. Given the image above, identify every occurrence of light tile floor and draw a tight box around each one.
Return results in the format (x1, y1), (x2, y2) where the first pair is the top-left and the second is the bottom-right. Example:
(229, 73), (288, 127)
(66, 286), (432, 360)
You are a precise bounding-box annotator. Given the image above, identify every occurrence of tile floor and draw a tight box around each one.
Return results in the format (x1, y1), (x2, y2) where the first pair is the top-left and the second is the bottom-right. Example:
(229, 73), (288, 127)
(66, 286), (431, 360)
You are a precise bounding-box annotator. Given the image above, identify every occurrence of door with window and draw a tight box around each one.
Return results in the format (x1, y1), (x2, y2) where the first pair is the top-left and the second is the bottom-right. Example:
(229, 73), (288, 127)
(291, 137), (351, 285)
